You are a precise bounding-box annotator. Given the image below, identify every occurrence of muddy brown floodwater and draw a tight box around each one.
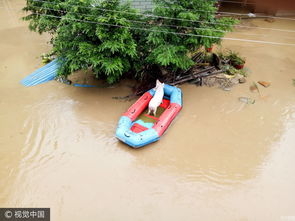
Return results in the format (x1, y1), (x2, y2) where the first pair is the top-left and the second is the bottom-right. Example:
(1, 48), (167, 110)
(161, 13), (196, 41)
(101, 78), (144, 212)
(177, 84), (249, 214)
(1, 1), (295, 220)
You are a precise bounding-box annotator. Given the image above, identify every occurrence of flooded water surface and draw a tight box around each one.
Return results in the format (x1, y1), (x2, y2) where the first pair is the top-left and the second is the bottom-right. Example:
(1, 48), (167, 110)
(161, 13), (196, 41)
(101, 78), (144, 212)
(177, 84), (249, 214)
(1, 1), (295, 220)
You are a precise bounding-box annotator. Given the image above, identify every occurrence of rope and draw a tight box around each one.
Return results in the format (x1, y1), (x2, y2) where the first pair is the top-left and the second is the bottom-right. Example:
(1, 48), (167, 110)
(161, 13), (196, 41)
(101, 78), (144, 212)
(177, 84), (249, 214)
(30, 0), (295, 33)
(27, 5), (295, 40)
(31, 12), (295, 46)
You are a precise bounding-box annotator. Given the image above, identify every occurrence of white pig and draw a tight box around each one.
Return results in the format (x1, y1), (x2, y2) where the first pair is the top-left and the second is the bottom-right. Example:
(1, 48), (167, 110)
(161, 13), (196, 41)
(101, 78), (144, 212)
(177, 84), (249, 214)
(148, 80), (164, 116)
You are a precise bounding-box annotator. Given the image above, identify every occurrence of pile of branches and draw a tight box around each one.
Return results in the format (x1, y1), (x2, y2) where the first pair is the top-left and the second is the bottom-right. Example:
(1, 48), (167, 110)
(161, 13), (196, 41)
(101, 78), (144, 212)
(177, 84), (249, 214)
(167, 52), (223, 86)
(133, 52), (224, 95)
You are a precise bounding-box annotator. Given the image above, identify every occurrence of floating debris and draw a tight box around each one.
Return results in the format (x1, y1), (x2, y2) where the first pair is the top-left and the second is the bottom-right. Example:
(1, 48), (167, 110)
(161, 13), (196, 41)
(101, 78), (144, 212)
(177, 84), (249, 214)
(55, 76), (72, 85)
(250, 82), (259, 92)
(248, 13), (256, 18)
(264, 18), (275, 23)
(41, 52), (56, 64)
(239, 97), (255, 104)
(250, 82), (263, 96)
(258, 81), (271, 88)
(239, 77), (246, 84)
(133, 50), (249, 96)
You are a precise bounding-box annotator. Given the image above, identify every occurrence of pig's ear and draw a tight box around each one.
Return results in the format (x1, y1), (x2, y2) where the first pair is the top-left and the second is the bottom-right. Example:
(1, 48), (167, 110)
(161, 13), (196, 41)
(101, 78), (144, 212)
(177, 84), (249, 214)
(156, 79), (161, 86)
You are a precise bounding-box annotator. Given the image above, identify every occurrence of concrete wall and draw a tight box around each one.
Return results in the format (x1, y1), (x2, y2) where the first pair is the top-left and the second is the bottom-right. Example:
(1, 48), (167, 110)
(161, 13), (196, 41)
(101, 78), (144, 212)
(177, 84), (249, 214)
(93, 0), (154, 11)
(121, 0), (154, 11)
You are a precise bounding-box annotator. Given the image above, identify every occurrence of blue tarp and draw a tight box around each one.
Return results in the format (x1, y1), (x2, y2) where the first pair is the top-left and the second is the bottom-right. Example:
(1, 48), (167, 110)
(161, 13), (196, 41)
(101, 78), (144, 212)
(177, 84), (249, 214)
(21, 59), (60, 87)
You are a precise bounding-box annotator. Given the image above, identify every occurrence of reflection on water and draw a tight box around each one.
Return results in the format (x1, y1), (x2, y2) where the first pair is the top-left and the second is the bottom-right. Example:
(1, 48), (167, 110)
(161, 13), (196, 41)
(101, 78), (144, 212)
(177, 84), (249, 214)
(1, 1), (295, 220)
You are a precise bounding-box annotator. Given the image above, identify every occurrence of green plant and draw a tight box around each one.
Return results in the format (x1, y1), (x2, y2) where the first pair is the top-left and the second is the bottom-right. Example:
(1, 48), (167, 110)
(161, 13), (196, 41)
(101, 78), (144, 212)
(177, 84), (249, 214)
(227, 50), (245, 65)
(223, 65), (238, 75)
(217, 49), (246, 68)
(24, 0), (141, 83)
(23, 0), (239, 83)
(239, 68), (248, 77)
(223, 65), (247, 76)
(142, 0), (238, 72)
(200, 53), (213, 63)
(23, 0), (67, 39)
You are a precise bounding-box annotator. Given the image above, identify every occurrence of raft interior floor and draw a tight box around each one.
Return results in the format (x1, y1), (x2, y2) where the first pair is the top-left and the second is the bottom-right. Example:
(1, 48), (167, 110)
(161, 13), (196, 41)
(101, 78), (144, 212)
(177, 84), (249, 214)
(136, 106), (166, 124)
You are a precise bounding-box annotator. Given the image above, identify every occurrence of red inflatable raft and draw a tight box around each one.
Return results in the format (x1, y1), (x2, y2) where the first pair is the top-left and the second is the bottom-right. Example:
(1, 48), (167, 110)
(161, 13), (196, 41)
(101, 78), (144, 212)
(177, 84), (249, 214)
(116, 84), (182, 148)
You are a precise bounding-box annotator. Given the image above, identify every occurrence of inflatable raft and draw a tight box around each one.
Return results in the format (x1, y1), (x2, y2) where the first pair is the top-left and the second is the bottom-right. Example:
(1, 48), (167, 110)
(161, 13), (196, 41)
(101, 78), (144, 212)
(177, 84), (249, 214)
(116, 84), (182, 148)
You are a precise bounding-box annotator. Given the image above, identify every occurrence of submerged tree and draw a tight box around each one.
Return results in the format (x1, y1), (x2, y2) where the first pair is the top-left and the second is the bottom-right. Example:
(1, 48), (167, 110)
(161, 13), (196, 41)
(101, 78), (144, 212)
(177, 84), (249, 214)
(142, 0), (238, 72)
(24, 0), (141, 83)
(23, 0), (238, 84)
(52, 0), (141, 83)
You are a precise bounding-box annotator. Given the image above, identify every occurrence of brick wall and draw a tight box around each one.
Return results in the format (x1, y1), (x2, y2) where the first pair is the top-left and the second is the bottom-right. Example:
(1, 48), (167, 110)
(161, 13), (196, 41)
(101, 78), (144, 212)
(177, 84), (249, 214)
(251, 0), (295, 14)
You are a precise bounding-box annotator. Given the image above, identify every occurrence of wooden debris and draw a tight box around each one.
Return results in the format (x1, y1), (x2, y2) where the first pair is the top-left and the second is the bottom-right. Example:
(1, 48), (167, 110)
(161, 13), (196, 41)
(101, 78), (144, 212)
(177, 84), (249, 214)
(250, 83), (258, 92)
(258, 81), (271, 88)
(126, 51), (249, 98)
(169, 69), (223, 86)
(250, 82), (263, 97)
(264, 18), (275, 23)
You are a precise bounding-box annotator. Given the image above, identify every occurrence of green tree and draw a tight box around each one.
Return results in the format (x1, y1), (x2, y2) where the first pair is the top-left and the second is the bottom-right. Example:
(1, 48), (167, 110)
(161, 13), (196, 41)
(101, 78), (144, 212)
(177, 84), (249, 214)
(23, 0), (238, 83)
(24, 0), (141, 83)
(143, 0), (238, 71)
(23, 0), (66, 36)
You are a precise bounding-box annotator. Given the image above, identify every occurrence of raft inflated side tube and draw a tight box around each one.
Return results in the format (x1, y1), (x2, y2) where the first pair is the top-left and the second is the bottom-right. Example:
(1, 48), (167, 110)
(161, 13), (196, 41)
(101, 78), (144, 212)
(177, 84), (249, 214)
(116, 84), (182, 148)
